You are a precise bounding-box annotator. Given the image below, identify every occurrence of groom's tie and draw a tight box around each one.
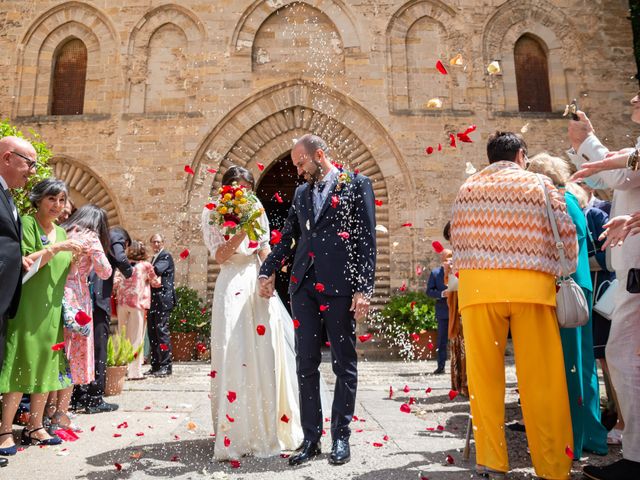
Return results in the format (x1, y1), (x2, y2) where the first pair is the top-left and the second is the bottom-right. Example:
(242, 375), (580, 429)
(313, 181), (326, 217)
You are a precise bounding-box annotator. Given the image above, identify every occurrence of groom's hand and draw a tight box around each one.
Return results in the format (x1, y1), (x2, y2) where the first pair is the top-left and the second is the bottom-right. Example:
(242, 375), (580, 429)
(258, 274), (275, 298)
(350, 292), (370, 321)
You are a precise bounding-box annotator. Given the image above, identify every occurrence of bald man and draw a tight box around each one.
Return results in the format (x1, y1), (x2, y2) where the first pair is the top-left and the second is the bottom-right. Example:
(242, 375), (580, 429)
(0, 136), (36, 468)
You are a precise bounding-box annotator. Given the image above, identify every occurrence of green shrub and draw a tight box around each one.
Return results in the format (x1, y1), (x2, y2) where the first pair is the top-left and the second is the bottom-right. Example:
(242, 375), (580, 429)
(107, 328), (143, 367)
(381, 291), (437, 334)
(169, 285), (210, 334)
(0, 119), (53, 216)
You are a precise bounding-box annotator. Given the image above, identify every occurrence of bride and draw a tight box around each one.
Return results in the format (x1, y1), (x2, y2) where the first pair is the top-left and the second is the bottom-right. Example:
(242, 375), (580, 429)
(201, 165), (303, 461)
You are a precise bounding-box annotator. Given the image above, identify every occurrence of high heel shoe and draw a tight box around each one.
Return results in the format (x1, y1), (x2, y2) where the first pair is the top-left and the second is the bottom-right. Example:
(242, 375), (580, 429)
(21, 427), (62, 446)
(0, 432), (17, 456)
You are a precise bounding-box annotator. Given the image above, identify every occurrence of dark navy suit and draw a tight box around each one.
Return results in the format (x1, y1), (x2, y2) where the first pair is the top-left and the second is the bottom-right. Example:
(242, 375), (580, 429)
(426, 266), (449, 370)
(260, 171), (376, 442)
(149, 250), (176, 370)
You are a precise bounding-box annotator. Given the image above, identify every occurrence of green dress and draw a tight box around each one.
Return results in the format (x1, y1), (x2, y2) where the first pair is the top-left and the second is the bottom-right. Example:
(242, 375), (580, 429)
(0, 215), (72, 393)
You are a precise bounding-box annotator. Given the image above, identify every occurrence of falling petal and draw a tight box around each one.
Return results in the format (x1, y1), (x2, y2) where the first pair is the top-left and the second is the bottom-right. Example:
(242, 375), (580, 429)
(449, 53), (463, 66)
(446, 454), (455, 464)
(314, 282), (325, 293)
(435, 60), (448, 75)
(206, 168), (217, 174)
(274, 192), (283, 203)
(179, 249), (190, 260)
(375, 199), (383, 207)
(448, 390), (459, 401)
(449, 134), (457, 148)
(565, 445), (574, 459)
(402, 385), (410, 393)
(51, 342), (65, 351)
(432, 241), (444, 253)
(226, 391), (237, 403)
(375, 225), (388, 234)
(487, 60), (501, 75)
(256, 325), (266, 335)
(184, 165), (195, 175)
(425, 98), (442, 109)
(257, 163), (265, 171)
(205, 203), (216, 210)
(402, 222), (412, 227)
(292, 319), (300, 329)
(425, 146), (434, 155)
(400, 404), (411, 414)
(372, 442), (383, 447)
(358, 334), (372, 343)
(465, 162), (477, 175)
(319, 304), (329, 312)
(338, 231), (350, 240)
(280, 414), (289, 423)
(270, 229), (282, 245)
(520, 123), (530, 134)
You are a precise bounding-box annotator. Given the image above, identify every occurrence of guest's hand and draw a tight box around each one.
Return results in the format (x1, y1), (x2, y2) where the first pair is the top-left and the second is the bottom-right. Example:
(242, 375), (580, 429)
(258, 275), (275, 299)
(571, 148), (635, 181)
(568, 110), (595, 152)
(624, 211), (640, 238)
(22, 256), (34, 271)
(53, 239), (85, 255)
(350, 292), (369, 321)
(599, 215), (632, 248)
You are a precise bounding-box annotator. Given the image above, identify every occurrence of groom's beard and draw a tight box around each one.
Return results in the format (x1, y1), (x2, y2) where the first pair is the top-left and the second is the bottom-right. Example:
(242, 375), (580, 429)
(305, 161), (324, 185)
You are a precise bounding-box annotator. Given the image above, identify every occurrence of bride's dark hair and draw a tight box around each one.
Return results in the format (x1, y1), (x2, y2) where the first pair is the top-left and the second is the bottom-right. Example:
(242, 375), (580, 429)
(221, 166), (255, 190)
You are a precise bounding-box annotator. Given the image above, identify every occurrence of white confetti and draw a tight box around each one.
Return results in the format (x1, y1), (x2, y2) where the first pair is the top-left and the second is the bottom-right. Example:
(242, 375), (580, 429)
(487, 60), (501, 75)
(465, 162), (477, 175)
(375, 225), (388, 234)
(424, 98), (442, 109)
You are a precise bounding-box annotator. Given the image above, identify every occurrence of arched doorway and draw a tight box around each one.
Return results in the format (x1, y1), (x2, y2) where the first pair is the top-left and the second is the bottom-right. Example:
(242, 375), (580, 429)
(255, 151), (301, 312)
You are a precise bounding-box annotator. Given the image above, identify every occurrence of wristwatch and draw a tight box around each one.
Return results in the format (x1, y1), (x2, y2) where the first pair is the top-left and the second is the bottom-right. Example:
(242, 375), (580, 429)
(627, 148), (640, 171)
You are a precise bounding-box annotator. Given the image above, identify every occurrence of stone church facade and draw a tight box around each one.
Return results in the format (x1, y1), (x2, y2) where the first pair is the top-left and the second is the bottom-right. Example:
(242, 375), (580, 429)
(0, 0), (637, 308)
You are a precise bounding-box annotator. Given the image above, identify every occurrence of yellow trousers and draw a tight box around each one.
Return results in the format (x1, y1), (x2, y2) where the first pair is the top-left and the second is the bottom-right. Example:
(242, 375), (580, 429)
(461, 302), (573, 480)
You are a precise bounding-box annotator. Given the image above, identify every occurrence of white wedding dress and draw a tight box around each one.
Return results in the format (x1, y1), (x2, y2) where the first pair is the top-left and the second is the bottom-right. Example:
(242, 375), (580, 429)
(201, 207), (303, 460)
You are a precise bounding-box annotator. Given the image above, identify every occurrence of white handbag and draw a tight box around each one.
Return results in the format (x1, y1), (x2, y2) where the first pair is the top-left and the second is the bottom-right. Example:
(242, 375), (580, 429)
(593, 278), (618, 320)
(538, 175), (590, 329)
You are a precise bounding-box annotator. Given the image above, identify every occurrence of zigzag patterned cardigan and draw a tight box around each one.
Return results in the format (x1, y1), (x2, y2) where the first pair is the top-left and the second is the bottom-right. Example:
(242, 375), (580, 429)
(451, 161), (578, 277)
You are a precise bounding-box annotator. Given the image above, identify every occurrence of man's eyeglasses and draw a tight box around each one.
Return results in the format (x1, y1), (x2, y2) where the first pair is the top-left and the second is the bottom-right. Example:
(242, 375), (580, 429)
(11, 151), (38, 170)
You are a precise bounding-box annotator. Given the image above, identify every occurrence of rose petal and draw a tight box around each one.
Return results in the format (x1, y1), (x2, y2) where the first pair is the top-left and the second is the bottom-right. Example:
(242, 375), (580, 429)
(331, 195), (339, 208)
(426, 146), (434, 155)
(224, 436), (231, 447)
(227, 391), (237, 403)
(410, 301), (417, 310)
(358, 334), (372, 343)
(207, 168), (217, 174)
(373, 442), (383, 447)
(114, 463), (123, 471)
(565, 445), (574, 459)
(184, 165), (194, 175)
(226, 414), (235, 423)
(270, 229), (282, 245)
(446, 454), (455, 464)
(314, 282), (325, 293)
(389, 386), (394, 399)
(338, 231), (350, 240)
(257, 163), (265, 171)
(402, 222), (412, 227)
(75, 310), (92, 326)
(51, 342), (65, 351)
(160, 343), (169, 351)
(383, 435), (389, 441)
(449, 133), (457, 148)
(400, 281), (406, 292)
(410, 332), (420, 341)
(274, 192), (283, 203)
(400, 403), (411, 414)
(449, 390), (459, 401)
(230, 459), (241, 468)
(319, 304), (329, 312)
(248, 240), (259, 249)
(403, 385), (410, 393)
(292, 319), (300, 329)
(436, 60), (448, 75)
(280, 414), (289, 423)
(205, 203), (216, 210)
(179, 249), (189, 260)
(425, 387), (432, 394)
(208, 370), (217, 378)
(256, 324), (266, 336)
(432, 241), (444, 253)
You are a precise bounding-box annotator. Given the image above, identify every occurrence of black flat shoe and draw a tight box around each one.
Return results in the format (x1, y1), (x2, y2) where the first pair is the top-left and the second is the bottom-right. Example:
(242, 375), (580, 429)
(432, 368), (445, 375)
(0, 457), (7, 467)
(20, 427), (62, 446)
(143, 368), (157, 376)
(288, 440), (321, 466)
(84, 401), (119, 414)
(152, 367), (172, 377)
(583, 459), (640, 480)
(329, 438), (350, 465)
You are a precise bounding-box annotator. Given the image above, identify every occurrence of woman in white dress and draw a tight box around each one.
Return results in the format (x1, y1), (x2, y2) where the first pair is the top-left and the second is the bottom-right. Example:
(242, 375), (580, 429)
(202, 166), (303, 461)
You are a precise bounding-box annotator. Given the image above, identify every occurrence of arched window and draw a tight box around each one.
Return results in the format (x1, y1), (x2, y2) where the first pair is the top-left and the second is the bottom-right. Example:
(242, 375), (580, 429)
(50, 38), (87, 115)
(514, 35), (551, 112)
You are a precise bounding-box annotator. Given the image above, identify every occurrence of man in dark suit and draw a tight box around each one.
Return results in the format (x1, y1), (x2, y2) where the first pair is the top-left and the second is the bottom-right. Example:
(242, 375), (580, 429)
(145, 233), (176, 377)
(0, 136), (37, 467)
(74, 227), (132, 414)
(259, 134), (376, 467)
(426, 249), (453, 375)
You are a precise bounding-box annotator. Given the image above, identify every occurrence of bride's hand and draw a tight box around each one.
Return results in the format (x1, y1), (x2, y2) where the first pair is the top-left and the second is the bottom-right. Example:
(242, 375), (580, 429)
(258, 275), (275, 299)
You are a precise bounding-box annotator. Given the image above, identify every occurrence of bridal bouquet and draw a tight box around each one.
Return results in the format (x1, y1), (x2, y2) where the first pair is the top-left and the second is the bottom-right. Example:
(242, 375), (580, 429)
(210, 183), (266, 241)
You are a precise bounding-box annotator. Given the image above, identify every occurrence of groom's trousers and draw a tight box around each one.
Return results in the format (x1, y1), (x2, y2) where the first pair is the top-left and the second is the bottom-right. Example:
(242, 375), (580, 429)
(291, 267), (357, 443)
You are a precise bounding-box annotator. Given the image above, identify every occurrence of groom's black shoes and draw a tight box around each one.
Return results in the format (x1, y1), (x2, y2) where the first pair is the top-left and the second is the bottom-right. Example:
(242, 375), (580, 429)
(328, 438), (350, 465)
(288, 440), (321, 466)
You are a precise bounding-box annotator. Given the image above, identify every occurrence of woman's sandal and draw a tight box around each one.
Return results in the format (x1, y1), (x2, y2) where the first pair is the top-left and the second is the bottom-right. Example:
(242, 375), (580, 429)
(20, 427), (62, 446)
(0, 432), (17, 456)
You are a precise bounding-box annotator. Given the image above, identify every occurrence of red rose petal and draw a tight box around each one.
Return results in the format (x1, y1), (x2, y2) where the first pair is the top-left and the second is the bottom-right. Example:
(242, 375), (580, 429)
(75, 310), (92, 326)
(114, 463), (122, 471)
(449, 133), (457, 148)
(293, 319), (300, 329)
(425, 387), (432, 394)
(400, 403), (411, 414)
(432, 241), (444, 253)
(51, 342), (65, 351)
(208, 370), (217, 378)
(280, 414), (289, 423)
(428, 342), (434, 350)
(248, 240), (259, 249)
(230, 459), (241, 468)
(205, 203), (216, 210)
(314, 282), (325, 293)
(416, 265), (423, 276)
(410, 333), (420, 341)
(280, 453), (290, 458)
(338, 231), (350, 240)
(449, 390), (459, 401)
(410, 301), (417, 310)
(331, 195), (339, 208)
(436, 60), (448, 75)
(402, 222), (412, 227)
(170, 455), (180, 461)
(184, 165), (195, 175)
(375, 199), (383, 206)
(409, 396), (416, 405)
(426, 146), (434, 155)
(446, 454), (455, 464)
(224, 436), (231, 447)
(437, 143), (442, 151)
(256, 324), (266, 336)
(160, 343), (169, 351)
(565, 445), (574, 458)
(207, 168), (217, 174)
(227, 391), (237, 403)
(291, 275), (298, 284)
(226, 414), (235, 423)
(319, 304), (329, 312)
(389, 386), (394, 399)
(257, 163), (265, 171)
(437, 425), (444, 431)
(358, 334), (372, 343)
(135, 432), (144, 437)
(179, 249), (189, 260)
(113, 433), (122, 438)
(383, 435), (389, 441)
(270, 229), (282, 245)
(400, 280), (406, 292)
(274, 192), (283, 203)
(457, 133), (473, 143)
(373, 442), (383, 447)
(90, 426), (96, 432)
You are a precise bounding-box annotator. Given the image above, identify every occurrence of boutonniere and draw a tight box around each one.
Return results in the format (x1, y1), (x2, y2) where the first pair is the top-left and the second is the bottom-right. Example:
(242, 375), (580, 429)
(40, 234), (51, 246)
(334, 163), (357, 192)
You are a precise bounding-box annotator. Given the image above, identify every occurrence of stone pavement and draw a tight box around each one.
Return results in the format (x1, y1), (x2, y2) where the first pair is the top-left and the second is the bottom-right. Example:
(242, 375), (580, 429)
(2, 354), (621, 479)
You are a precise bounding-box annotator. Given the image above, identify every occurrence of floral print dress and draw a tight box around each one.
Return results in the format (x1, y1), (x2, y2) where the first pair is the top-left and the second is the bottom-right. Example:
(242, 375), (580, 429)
(63, 228), (112, 385)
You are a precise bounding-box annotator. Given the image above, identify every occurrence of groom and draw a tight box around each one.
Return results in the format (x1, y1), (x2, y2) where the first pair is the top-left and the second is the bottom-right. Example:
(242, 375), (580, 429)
(259, 134), (376, 466)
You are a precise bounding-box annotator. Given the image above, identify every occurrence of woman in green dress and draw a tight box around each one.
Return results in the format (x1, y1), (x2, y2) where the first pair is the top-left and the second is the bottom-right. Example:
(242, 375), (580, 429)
(0, 179), (84, 452)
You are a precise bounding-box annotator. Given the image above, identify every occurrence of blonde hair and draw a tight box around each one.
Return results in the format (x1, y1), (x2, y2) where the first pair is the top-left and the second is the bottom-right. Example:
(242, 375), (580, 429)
(527, 152), (572, 187)
(565, 182), (589, 209)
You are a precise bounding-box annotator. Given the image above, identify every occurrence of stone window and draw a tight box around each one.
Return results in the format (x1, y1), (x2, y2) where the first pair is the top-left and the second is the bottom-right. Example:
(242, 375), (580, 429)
(50, 38), (87, 116)
(514, 35), (551, 112)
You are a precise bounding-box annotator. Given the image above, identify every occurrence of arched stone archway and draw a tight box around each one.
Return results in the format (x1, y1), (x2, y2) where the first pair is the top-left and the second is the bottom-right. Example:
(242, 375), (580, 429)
(186, 80), (411, 308)
(50, 156), (122, 227)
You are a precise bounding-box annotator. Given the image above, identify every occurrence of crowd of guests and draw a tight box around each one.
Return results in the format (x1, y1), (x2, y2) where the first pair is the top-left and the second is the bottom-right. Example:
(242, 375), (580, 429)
(0, 136), (176, 467)
(446, 95), (640, 480)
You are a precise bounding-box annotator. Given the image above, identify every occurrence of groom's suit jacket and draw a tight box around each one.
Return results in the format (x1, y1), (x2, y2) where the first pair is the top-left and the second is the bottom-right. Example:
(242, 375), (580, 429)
(260, 171), (377, 298)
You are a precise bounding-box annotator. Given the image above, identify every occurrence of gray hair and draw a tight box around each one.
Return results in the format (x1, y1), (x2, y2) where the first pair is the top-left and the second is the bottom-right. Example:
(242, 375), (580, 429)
(296, 134), (330, 159)
(28, 178), (68, 208)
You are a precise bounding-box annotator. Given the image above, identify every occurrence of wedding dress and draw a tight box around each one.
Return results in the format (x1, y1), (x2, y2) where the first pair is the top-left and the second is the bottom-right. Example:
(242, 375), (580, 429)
(201, 207), (303, 460)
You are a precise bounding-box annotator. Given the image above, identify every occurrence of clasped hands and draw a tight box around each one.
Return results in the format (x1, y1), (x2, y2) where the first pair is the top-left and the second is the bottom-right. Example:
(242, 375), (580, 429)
(258, 274), (370, 320)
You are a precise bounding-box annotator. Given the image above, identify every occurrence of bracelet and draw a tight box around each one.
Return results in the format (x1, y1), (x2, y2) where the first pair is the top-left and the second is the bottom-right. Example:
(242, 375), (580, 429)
(627, 149), (640, 171)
